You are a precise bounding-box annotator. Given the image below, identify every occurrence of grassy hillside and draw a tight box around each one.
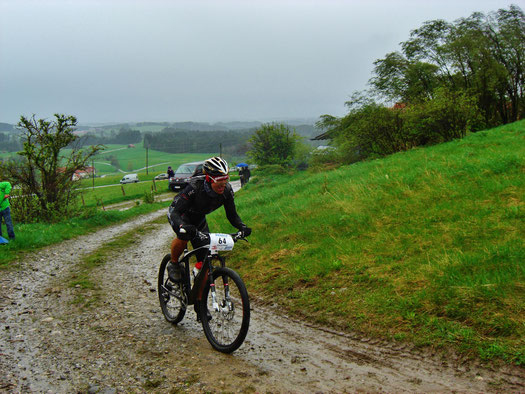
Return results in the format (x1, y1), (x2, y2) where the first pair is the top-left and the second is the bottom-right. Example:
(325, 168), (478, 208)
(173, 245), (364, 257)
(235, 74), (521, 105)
(209, 120), (524, 364)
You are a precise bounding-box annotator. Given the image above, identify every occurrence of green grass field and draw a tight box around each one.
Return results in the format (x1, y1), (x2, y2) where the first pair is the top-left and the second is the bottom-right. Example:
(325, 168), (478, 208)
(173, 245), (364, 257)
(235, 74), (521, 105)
(208, 120), (525, 364)
(86, 143), (211, 176)
(1, 141), (214, 176)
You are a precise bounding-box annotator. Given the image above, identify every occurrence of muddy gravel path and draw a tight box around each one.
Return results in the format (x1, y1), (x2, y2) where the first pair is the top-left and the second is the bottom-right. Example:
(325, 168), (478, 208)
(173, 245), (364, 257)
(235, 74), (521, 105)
(1, 208), (524, 393)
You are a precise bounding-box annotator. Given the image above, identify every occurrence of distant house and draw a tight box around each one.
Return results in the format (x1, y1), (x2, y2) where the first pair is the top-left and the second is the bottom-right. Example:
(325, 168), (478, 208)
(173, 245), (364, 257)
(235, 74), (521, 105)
(128, 144), (135, 148)
(72, 166), (95, 181)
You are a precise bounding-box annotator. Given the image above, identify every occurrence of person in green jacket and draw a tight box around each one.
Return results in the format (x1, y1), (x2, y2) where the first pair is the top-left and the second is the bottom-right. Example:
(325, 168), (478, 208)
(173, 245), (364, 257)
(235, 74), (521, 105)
(0, 181), (15, 240)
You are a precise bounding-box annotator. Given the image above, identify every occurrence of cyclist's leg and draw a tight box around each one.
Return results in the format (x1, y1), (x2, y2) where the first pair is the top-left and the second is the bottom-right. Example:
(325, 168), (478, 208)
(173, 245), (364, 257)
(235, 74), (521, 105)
(167, 211), (189, 280)
(191, 222), (209, 318)
(167, 238), (187, 281)
(170, 238), (187, 263)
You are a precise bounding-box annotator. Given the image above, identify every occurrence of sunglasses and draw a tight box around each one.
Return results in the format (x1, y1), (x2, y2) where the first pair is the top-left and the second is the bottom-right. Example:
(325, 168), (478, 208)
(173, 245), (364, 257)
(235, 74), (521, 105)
(208, 175), (229, 183)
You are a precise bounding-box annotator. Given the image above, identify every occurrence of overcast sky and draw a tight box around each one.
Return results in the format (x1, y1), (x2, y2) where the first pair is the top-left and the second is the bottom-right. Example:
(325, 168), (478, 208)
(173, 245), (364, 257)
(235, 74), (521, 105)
(0, 0), (516, 125)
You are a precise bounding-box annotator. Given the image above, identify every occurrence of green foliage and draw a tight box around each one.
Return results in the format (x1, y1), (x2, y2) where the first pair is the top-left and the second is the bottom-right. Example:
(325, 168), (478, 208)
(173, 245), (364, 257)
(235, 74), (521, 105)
(402, 88), (483, 143)
(247, 123), (302, 167)
(7, 188), (42, 223)
(318, 5), (525, 168)
(143, 190), (155, 204)
(373, 5), (525, 126)
(1, 114), (103, 221)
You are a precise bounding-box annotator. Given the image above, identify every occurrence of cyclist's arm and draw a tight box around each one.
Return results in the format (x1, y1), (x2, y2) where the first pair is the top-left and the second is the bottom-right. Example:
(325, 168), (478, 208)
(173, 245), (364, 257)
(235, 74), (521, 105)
(223, 185), (245, 230)
(168, 184), (196, 229)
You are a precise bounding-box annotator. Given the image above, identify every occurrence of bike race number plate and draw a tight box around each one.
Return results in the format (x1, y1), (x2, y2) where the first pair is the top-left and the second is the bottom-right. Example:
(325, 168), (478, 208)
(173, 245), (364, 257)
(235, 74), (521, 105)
(209, 233), (234, 252)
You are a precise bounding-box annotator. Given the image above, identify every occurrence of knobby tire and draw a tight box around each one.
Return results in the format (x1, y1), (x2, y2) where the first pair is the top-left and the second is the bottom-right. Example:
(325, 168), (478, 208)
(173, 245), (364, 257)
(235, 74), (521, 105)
(199, 267), (250, 353)
(158, 253), (186, 324)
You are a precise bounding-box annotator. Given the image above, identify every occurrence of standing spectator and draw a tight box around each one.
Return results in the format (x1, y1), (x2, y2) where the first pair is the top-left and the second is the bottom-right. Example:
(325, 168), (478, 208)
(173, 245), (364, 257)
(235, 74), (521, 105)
(167, 166), (175, 178)
(0, 180), (15, 241)
(239, 165), (251, 187)
(239, 166), (246, 187)
(244, 166), (251, 184)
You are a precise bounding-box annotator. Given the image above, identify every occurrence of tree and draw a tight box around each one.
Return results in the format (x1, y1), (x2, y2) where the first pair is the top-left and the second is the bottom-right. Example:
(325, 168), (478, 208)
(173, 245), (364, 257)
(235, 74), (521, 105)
(247, 123), (301, 166)
(371, 5), (524, 127)
(1, 114), (103, 221)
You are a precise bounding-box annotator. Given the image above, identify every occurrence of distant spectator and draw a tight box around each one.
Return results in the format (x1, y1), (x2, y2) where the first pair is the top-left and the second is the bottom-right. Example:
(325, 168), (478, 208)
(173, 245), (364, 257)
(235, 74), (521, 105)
(239, 166), (251, 187)
(167, 166), (175, 178)
(0, 180), (15, 241)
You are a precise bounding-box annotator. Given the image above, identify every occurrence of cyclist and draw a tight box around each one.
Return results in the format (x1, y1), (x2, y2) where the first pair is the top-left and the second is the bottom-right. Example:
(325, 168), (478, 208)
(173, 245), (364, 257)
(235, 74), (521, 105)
(166, 156), (251, 284)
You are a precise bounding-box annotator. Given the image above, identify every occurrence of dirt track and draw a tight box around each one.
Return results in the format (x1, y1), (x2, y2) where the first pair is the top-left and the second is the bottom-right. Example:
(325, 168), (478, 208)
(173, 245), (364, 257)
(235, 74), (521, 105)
(1, 208), (524, 393)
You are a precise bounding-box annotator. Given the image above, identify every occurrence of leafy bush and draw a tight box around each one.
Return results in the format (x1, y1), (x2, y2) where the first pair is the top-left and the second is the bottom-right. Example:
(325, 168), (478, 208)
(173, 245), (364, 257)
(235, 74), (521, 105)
(247, 123), (302, 167)
(402, 88), (483, 144)
(143, 190), (155, 204)
(9, 188), (41, 223)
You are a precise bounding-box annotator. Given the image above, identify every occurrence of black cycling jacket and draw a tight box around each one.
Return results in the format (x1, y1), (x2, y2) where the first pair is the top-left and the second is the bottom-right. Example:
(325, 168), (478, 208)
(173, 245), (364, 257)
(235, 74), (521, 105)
(167, 179), (245, 234)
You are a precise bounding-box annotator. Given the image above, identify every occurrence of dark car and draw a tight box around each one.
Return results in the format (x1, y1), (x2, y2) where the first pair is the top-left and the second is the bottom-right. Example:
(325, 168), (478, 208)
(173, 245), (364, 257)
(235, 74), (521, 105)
(168, 161), (205, 191)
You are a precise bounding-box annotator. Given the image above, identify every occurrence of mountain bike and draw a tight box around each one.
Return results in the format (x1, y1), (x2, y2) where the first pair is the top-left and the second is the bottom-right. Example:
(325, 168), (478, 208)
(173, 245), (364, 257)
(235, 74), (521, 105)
(158, 231), (250, 353)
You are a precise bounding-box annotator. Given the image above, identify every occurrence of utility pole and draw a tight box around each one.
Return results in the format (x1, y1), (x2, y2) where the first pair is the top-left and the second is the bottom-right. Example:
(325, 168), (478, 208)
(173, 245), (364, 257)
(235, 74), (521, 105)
(92, 159), (95, 190)
(146, 146), (149, 175)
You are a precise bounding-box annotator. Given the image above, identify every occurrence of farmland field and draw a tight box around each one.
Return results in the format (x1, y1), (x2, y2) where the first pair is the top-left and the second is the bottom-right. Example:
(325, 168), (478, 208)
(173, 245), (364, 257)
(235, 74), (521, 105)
(1, 140), (246, 177)
(1, 142), (214, 176)
(85, 142), (213, 175)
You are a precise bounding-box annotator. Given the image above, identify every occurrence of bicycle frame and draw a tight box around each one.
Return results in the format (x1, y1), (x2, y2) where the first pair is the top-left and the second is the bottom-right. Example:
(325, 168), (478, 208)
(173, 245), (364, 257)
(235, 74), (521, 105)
(178, 246), (227, 306)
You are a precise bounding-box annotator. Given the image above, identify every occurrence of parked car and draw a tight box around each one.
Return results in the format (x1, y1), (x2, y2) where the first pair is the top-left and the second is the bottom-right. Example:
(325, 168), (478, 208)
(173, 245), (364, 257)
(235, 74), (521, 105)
(154, 173), (168, 180)
(169, 161), (205, 191)
(120, 173), (139, 184)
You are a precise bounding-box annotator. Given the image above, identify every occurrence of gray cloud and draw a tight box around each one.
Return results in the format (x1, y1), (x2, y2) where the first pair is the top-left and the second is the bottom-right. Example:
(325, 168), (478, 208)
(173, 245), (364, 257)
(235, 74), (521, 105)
(0, 0), (511, 124)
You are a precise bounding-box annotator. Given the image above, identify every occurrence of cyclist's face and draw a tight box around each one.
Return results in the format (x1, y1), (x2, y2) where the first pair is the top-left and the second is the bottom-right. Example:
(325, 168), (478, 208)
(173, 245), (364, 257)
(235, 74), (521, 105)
(210, 176), (229, 194)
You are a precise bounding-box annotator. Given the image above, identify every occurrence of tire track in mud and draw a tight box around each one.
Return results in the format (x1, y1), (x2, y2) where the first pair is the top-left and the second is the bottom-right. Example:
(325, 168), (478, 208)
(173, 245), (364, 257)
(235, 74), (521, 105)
(1, 208), (524, 393)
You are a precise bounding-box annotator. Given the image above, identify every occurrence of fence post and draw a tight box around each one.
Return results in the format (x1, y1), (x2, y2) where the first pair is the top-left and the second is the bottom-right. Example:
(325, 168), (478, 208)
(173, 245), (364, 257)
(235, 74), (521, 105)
(121, 186), (126, 196)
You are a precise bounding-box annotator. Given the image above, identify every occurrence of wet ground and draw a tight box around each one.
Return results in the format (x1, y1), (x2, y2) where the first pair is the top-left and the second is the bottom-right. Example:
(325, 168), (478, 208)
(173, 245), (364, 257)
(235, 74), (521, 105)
(1, 207), (524, 393)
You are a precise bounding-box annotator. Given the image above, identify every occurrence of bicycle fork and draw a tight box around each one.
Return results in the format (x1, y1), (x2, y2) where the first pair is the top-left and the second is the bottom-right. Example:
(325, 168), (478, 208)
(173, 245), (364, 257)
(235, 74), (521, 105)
(213, 275), (235, 318)
(196, 269), (221, 312)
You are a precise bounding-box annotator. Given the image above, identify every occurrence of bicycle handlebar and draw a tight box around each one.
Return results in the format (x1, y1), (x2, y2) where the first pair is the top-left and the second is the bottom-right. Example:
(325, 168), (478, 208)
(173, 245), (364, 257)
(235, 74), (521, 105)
(179, 228), (249, 244)
(231, 231), (249, 243)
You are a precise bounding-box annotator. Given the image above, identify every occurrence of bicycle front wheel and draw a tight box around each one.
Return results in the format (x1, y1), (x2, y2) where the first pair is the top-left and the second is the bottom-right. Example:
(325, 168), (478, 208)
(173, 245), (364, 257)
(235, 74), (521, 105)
(158, 254), (186, 324)
(200, 267), (250, 353)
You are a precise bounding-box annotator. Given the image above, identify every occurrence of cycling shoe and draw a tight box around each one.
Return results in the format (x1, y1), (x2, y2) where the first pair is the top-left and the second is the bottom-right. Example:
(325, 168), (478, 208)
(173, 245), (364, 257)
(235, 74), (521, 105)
(167, 261), (181, 282)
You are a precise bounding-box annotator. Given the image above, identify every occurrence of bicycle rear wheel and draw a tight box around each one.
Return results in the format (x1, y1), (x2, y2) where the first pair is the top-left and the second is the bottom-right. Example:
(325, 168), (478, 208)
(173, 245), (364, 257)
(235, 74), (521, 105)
(158, 254), (186, 324)
(200, 267), (250, 353)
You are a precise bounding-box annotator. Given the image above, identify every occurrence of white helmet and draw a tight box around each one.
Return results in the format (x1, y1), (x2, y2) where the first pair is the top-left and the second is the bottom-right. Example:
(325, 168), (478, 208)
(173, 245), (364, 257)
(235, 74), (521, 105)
(203, 156), (229, 176)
